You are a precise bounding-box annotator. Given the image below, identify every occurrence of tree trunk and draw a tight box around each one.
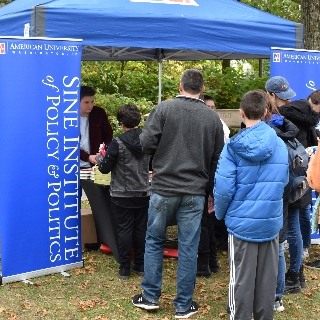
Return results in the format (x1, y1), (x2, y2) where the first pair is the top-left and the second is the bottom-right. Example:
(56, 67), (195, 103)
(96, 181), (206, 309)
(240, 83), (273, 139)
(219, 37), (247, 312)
(302, 0), (320, 50)
(222, 59), (230, 73)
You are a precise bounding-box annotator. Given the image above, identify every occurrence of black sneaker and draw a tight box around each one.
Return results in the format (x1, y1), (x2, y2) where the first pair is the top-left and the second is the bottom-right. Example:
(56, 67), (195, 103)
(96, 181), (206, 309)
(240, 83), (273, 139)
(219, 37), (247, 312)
(305, 259), (320, 269)
(209, 259), (220, 273)
(283, 270), (301, 294)
(175, 301), (199, 319)
(196, 265), (212, 278)
(119, 268), (130, 280)
(132, 265), (144, 276)
(299, 265), (306, 289)
(132, 293), (159, 310)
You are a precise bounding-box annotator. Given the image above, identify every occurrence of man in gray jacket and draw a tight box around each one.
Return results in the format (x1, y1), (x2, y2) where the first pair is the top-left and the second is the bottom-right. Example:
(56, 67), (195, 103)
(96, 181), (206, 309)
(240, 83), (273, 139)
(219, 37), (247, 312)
(132, 69), (224, 319)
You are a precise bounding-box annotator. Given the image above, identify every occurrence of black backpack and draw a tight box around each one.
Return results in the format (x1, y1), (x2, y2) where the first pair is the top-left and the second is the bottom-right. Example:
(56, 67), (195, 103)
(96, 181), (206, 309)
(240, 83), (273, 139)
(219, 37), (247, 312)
(284, 138), (310, 203)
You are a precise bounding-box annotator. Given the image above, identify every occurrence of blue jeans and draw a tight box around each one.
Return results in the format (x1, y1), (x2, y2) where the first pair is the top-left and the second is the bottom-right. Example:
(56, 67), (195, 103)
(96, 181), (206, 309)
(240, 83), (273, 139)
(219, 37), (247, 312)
(287, 207), (303, 273)
(141, 192), (204, 312)
(299, 205), (311, 249)
(276, 242), (286, 299)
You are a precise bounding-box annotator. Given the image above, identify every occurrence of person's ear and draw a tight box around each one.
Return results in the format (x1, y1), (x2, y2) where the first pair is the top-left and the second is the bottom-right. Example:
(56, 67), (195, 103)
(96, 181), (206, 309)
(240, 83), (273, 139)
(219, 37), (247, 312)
(239, 109), (245, 119)
(262, 108), (268, 119)
(178, 84), (183, 93)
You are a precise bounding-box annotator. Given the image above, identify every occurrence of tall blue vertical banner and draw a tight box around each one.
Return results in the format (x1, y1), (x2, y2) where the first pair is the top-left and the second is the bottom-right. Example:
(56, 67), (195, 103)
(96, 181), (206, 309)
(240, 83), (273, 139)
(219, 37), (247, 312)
(270, 47), (320, 244)
(0, 37), (83, 283)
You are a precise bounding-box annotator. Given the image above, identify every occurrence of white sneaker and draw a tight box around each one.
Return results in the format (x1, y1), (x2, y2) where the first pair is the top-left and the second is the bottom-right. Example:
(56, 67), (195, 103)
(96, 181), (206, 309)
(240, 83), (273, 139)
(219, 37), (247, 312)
(302, 248), (309, 260)
(274, 298), (285, 312)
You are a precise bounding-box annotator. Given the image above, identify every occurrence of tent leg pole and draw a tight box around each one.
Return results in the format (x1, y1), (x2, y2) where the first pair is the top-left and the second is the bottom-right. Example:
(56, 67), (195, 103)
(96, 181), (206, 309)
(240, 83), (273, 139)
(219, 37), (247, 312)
(158, 61), (162, 104)
(259, 59), (263, 77)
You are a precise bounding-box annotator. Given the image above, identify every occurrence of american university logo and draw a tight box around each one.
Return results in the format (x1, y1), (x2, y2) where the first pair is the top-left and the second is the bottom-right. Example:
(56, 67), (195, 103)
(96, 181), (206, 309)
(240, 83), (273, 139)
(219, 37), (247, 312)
(273, 52), (281, 63)
(0, 43), (6, 54)
(130, 0), (199, 6)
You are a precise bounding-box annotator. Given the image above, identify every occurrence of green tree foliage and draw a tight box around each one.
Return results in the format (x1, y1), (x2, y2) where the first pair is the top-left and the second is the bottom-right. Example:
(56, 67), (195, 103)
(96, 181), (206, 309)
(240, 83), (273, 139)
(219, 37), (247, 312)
(241, 0), (301, 22)
(0, 0), (11, 7)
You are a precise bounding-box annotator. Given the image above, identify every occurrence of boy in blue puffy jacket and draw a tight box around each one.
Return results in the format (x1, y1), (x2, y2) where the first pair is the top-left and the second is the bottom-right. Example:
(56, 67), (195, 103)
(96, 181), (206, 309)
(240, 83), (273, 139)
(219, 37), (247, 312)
(214, 90), (289, 320)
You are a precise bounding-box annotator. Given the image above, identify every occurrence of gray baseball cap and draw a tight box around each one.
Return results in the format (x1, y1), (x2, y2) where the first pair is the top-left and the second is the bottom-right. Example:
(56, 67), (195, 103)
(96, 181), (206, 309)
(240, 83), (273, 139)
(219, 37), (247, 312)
(265, 76), (296, 100)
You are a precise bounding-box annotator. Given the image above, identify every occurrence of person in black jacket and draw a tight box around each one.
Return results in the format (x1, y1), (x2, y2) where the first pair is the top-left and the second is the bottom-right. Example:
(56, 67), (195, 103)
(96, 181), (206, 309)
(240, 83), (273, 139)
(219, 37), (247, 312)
(99, 104), (150, 280)
(266, 76), (319, 294)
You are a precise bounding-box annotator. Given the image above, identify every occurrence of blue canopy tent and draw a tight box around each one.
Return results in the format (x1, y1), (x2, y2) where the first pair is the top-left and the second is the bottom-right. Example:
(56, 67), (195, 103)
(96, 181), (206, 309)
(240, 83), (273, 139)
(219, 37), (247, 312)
(0, 0), (303, 100)
(0, 0), (303, 61)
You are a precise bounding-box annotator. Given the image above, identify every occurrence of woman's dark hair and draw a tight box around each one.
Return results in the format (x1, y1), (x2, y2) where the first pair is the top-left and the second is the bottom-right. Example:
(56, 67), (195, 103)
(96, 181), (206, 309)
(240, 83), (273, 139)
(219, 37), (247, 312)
(308, 89), (320, 105)
(117, 104), (141, 128)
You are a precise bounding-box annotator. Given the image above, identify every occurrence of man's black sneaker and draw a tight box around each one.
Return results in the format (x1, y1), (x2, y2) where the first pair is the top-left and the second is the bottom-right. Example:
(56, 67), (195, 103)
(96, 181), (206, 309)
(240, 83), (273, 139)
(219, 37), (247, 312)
(132, 293), (159, 310)
(305, 259), (320, 269)
(175, 301), (199, 319)
(119, 268), (130, 280)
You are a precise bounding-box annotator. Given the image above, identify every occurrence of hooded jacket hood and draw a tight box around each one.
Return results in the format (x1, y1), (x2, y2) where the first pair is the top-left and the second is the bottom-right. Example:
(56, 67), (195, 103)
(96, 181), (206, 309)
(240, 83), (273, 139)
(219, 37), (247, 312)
(118, 128), (144, 158)
(228, 121), (276, 162)
(279, 99), (319, 129)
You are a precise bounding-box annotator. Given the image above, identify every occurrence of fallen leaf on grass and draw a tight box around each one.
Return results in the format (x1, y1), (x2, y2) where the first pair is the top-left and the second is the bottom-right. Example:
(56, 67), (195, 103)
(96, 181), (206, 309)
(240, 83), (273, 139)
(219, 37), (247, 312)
(22, 302), (33, 310)
(77, 299), (102, 311)
(7, 313), (18, 320)
(36, 309), (48, 317)
(198, 304), (210, 316)
(218, 311), (228, 318)
(78, 280), (90, 290)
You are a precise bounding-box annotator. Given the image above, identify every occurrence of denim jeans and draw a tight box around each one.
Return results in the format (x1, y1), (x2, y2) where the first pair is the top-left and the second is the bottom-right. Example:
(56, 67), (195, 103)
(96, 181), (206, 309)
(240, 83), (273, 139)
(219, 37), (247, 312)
(299, 204), (311, 249)
(141, 192), (204, 312)
(287, 207), (303, 273)
(276, 242), (286, 299)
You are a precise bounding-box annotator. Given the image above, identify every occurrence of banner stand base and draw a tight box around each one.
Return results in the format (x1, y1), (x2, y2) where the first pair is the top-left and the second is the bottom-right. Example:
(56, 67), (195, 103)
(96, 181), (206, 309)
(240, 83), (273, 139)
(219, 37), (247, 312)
(1, 261), (83, 284)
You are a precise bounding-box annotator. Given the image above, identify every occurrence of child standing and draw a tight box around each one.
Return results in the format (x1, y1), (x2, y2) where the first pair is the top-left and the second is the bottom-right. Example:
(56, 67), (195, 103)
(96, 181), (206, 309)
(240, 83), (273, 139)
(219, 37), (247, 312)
(214, 90), (289, 320)
(99, 104), (150, 280)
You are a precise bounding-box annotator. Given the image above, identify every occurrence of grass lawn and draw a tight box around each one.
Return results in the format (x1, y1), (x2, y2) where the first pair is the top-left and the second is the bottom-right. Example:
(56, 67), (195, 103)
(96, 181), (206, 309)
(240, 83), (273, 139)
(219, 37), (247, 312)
(0, 229), (319, 320)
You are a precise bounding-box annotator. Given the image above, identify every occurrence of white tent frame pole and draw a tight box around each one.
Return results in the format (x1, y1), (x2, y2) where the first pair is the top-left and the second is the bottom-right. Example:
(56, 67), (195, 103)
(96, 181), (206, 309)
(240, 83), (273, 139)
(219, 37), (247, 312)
(158, 60), (162, 104)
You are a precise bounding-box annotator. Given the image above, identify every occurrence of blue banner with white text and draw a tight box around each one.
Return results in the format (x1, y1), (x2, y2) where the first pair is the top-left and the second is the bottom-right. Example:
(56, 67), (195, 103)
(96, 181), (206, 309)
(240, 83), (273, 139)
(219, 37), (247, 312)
(270, 48), (320, 243)
(0, 37), (83, 283)
(270, 48), (320, 99)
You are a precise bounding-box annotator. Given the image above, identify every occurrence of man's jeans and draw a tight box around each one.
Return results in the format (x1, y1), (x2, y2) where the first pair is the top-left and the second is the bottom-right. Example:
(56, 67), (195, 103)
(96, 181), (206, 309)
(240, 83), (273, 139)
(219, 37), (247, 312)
(141, 192), (204, 312)
(276, 242), (286, 299)
(287, 207), (303, 272)
(299, 204), (311, 250)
